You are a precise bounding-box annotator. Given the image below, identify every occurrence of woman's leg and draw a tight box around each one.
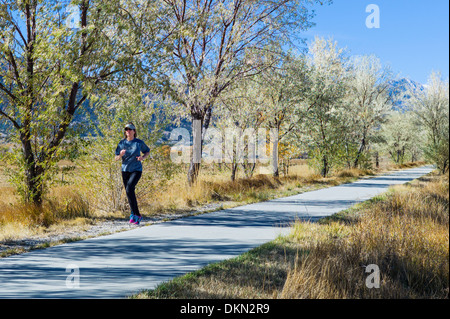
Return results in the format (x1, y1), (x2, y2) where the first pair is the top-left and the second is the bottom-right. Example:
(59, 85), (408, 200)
(122, 171), (142, 216)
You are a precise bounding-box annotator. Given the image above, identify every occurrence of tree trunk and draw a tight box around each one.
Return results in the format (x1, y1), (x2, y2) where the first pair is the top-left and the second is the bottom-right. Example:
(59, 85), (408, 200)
(231, 161), (238, 182)
(187, 104), (215, 186)
(187, 113), (205, 186)
(321, 154), (329, 177)
(272, 129), (279, 178)
(187, 161), (201, 186)
(354, 136), (366, 168)
(442, 159), (448, 174)
(242, 162), (256, 178)
(187, 138), (202, 186)
(21, 133), (44, 205)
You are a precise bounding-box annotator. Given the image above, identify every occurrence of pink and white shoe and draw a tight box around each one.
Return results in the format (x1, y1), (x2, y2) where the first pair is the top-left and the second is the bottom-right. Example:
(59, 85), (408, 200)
(129, 213), (142, 225)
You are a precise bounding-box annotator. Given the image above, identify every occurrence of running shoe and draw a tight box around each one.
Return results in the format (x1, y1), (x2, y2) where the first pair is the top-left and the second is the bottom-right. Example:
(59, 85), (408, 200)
(129, 213), (142, 225)
(134, 214), (143, 225)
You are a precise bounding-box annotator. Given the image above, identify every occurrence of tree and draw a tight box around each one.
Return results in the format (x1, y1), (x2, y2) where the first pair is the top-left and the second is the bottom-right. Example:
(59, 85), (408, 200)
(378, 111), (421, 165)
(409, 72), (449, 173)
(258, 52), (308, 177)
(215, 50), (308, 180)
(298, 37), (350, 177)
(347, 55), (393, 168)
(0, 0), (150, 204)
(215, 76), (265, 181)
(137, 0), (330, 185)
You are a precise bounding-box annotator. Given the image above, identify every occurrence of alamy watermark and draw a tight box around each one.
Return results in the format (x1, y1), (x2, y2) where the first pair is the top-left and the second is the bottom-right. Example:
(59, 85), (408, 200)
(365, 264), (380, 289)
(66, 264), (80, 289)
(169, 120), (279, 167)
(366, 4), (380, 29)
(65, 4), (81, 29)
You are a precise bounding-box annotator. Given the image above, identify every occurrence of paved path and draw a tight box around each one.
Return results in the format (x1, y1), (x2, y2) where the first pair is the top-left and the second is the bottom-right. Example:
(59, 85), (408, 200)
(0, 166), (433, 298)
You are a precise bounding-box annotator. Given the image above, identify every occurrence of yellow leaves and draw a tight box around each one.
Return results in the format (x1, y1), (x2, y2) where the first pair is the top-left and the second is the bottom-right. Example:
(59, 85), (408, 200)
(278, 141), (300, 160)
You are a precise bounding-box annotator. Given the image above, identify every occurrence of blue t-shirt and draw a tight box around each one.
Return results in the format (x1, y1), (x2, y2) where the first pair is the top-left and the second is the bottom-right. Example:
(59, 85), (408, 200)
(115, 138), (150, 172)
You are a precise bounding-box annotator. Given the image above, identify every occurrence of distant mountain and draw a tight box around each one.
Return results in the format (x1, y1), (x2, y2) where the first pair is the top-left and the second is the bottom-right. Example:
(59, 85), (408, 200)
(388, 78), (425, 111)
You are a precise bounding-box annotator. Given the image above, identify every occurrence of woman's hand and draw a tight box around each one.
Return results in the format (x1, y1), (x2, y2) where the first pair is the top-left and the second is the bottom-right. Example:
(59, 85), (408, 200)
(115, 149), (126, 161)
(137, 152), (150, 162)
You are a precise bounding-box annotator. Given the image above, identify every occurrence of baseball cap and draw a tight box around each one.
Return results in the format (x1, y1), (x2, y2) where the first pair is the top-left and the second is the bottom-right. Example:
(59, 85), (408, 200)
(124, 123), (136, 130)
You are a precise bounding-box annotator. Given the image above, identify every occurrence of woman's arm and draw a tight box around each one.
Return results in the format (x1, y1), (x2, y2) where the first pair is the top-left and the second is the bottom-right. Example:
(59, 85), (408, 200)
(115, 149), (126, 161)
(137, 140), (151, 162)
(137, 152), (150, 162)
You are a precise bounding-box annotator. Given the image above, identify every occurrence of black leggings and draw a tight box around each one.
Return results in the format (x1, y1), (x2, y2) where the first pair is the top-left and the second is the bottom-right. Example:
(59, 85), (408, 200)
(121, 171), (142, 216)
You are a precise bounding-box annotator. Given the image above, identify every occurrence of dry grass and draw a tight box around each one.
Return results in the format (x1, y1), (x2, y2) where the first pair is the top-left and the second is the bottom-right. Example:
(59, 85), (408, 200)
(145, 161), (378, 214)
(0, 186), (90, 242)
(335, 168), (375, 178)
(281, 171), (449, 299)
(133, 170), (448, 299)
(141, 161), (319, 214)
(393, 161), (427, 169)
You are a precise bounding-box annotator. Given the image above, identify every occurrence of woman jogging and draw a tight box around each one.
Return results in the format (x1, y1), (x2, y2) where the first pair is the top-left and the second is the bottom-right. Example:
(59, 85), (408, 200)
(115, 122), (150, 225)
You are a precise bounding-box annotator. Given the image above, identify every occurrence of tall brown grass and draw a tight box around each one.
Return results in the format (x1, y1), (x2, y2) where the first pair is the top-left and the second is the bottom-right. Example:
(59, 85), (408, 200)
(141, 162), (318, 213)
(281, 172), (449, 298)
(145, 160), (379, 213)
(0, 187), (90, 241)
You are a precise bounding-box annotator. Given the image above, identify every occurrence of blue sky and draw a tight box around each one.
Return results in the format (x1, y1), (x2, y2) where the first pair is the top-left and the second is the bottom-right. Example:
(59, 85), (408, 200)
(301, 0), (449, 84)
